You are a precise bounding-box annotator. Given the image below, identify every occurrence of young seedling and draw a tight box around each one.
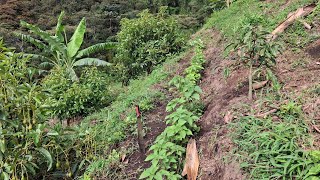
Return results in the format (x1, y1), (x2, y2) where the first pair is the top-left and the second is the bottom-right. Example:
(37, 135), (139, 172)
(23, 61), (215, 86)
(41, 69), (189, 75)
(227, 22), (282, 100)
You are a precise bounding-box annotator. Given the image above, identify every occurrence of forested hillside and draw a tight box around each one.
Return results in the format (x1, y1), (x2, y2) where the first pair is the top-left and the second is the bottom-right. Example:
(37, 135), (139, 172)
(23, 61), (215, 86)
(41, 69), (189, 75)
(0, 0), (214, 48)
(0, 0), (319, 180)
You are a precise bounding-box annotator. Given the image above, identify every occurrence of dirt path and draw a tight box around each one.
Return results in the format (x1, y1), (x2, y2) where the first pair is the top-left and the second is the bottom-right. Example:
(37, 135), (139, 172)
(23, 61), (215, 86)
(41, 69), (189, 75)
(194, 29), (248, 180)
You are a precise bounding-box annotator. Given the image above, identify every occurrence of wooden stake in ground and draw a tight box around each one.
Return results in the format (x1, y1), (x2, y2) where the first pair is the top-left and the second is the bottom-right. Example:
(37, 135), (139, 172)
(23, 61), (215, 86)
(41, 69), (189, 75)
(182, 139), (199, 180)
(135, 105), (145, 154)
(271, 4), (316, 39)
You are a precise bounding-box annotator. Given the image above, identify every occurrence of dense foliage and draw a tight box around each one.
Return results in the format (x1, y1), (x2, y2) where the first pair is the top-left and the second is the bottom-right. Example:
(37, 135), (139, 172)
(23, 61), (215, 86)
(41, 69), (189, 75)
(0, 40), (98, 180)
(0, 0), (214, 49)
(231, 102), (320, 179)
(43, 67), (113, 120)
(115, 8), (185, 84)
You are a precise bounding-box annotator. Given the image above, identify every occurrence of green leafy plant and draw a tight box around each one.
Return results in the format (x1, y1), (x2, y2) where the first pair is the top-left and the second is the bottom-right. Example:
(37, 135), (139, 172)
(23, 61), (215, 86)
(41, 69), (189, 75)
(15, 11), (116, 81)
(140, 40), (205, 179)
(0, 40), (52, 179)
(0, 40), (99, 179)
(116, 7), (185, 85)
(227, 19), (282, 100)
(43, 67), (113, 119)
(184, 39), (206, 84)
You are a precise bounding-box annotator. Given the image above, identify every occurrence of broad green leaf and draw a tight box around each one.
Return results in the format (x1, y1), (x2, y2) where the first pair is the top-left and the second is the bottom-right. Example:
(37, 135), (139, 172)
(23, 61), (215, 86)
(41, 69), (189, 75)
(73, 58), (112, 67)
(76, 42), (116, 59)
(14, 32), (48, 50)
(310, 151), (320, 162)
(2, 172), (9, 180)
(66, 68), (78, 82)
(0, 140), (6, 153)
(20, 21), (67, 58)
(139, 169), (151, 179)
(55, 11), (65, 43)
(306, 164), (320, 177)
(67, 18), (86, 58)
(36, 147), (53, 171)
(145, 153), (157, 161)
(25, 162), (37, 175)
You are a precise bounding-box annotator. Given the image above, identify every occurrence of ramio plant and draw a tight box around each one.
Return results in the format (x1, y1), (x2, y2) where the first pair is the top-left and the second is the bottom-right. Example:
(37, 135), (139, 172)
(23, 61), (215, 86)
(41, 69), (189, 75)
(140, 40), (205, 179)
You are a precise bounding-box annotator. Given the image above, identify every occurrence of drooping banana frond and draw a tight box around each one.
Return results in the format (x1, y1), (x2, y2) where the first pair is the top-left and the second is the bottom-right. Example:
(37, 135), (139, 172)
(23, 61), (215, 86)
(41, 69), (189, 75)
(55, 11), (65, 43)
(67, 18), (86, 58)
(73, 58), (112, 67)
(14, 32), (48, 50)
(76, 42), (116, 59)
(66, 68), (79, 82)
(22, 53), (52, 63)
(20, 21), (68, 59)
(39, 62), (54, 69)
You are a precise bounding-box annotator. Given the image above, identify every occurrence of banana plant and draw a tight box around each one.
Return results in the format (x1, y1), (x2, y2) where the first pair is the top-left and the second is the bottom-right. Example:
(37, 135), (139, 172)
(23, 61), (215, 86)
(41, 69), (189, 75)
(15, 11), (116, 81)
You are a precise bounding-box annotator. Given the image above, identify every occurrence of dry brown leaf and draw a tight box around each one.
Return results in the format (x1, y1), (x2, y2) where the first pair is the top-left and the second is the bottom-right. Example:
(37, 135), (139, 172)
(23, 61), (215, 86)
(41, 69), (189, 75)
(121, 154), (126, 162)
(272, 4), (316, 39)
(253, 80), (268, 90)
(224, 111), (233, 124)
(123, 159), (129, 164)
(182, 139), (199, 180)
(298, 20), (312, 29)
(256, 109), (278, 118)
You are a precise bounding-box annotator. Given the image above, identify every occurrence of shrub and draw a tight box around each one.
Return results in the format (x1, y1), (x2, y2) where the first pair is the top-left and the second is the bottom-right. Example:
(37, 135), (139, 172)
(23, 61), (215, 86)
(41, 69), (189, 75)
(0, 40), (52, 179)
(0, 40), (102, 179)
(115, 7), (185, 85)
(226, 17), (282, 100)
(43, 67), (113, 120)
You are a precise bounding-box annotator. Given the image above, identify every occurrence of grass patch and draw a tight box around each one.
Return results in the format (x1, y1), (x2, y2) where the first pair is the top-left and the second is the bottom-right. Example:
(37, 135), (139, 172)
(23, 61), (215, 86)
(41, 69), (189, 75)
(205, 0), (317, 38)
(229, 101), (316, 179)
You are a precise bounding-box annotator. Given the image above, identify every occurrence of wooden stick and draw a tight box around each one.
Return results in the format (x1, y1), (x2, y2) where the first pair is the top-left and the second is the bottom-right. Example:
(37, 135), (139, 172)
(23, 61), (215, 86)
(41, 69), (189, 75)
(313, 125), (320, 133)
(256, 109), (278, 118)
(135, 105), (145, 154)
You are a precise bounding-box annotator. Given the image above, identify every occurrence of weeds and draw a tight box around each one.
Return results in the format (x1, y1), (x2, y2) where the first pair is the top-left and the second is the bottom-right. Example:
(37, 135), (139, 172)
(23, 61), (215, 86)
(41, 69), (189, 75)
(230, 101), (318, 179)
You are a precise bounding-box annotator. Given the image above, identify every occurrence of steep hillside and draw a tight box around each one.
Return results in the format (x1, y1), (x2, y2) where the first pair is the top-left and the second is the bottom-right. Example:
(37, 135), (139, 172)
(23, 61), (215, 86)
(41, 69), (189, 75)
(85, 0), (320, 179)
(1, 0), (319, 179)
(0, 0), (212, 49)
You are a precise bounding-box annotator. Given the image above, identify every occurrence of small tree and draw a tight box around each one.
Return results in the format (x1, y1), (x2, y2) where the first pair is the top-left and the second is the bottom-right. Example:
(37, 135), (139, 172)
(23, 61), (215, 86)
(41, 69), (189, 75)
(227, 23), (282, 100)
(15, 11), (116, 81)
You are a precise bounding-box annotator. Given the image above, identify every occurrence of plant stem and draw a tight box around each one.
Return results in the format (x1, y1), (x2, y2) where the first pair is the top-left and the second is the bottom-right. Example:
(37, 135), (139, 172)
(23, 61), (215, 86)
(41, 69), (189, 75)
(248, 62), (253, 101)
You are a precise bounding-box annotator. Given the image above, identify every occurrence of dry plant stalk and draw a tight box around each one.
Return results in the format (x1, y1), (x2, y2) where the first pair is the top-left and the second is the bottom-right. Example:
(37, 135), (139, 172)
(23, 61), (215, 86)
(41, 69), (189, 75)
(182, 139), (199, 180)
(272, 4), (316, 39)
